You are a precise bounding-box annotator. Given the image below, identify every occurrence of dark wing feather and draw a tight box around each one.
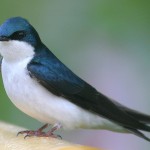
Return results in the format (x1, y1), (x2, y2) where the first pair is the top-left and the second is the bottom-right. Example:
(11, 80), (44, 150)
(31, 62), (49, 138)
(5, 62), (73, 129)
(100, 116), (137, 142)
(114, 101), (150, 124)
(27, 50), (150, 141)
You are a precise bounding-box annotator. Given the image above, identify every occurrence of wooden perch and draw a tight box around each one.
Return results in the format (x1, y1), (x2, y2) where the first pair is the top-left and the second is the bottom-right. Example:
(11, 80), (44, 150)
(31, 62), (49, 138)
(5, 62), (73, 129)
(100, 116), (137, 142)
(0, 121), (101, 150)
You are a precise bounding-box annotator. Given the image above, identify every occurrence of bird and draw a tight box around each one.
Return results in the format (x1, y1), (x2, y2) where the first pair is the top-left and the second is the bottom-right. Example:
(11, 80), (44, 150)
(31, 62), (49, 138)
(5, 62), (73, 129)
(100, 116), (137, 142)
(0, 17), (150, 141)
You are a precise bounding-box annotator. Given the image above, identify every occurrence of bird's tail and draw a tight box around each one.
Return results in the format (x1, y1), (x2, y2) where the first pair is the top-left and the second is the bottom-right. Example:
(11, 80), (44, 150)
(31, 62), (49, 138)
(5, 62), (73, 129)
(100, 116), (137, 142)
(116, 103), (150, 141)
(123, 107), (150, 124)
(125, 127), (150, 142)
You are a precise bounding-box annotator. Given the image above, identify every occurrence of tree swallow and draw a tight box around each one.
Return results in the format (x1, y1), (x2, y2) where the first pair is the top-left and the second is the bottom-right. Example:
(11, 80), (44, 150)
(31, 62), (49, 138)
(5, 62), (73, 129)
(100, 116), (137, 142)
(0, 17), (150, 141)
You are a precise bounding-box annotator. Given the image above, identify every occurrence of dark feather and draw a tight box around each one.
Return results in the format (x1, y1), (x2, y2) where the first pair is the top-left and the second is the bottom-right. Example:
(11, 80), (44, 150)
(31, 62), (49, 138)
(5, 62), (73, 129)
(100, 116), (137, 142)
(114, 101), (150, 124)
(125, 127), (150, 142)
(27, 45), (150, 141)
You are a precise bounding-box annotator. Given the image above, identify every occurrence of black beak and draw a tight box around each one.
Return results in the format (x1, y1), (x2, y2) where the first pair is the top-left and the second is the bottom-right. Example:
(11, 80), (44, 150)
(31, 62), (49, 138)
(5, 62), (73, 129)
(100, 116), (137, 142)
(0, 36), (10, 41)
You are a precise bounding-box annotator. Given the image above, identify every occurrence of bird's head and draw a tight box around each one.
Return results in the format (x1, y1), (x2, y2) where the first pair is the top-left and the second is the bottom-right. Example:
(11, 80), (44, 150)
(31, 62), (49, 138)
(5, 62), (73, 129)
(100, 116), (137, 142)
(0, 17), (41, 62)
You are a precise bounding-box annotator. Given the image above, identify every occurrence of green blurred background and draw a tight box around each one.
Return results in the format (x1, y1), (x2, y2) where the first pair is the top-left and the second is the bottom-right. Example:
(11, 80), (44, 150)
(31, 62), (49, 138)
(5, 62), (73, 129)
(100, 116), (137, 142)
(0, 0), (150, 150)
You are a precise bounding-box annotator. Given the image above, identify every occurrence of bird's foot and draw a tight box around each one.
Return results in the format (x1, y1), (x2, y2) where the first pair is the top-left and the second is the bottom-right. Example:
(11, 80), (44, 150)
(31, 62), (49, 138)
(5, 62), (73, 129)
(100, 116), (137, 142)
(17, 123), (62, 139)
(17, 123), (49, 139)
(42, 122), (62, 139)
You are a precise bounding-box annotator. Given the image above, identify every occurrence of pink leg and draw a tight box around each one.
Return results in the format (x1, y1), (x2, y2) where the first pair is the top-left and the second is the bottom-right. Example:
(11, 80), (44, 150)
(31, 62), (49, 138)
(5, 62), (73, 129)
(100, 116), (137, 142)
(17, 123), (62, 139)
(42, 123), (62, 139)
(17, 123), (49, 139)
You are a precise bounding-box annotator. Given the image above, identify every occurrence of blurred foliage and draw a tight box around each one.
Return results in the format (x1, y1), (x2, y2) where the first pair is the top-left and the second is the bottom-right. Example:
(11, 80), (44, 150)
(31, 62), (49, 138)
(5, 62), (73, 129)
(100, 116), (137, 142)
(0, 0), (150, 150)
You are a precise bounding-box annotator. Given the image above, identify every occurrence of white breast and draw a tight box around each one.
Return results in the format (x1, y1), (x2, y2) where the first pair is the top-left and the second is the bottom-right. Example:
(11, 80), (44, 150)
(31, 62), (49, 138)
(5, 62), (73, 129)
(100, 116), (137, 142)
(2, 59), (125, 132)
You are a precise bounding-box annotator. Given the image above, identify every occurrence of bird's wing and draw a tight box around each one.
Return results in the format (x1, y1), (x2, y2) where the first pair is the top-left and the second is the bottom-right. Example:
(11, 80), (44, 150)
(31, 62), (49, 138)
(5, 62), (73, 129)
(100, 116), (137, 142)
(27, 54), (150, 141)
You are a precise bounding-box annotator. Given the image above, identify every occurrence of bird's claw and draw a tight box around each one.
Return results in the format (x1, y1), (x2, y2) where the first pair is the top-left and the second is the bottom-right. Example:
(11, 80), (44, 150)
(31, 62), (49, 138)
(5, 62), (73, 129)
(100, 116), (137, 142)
(17, 123), (62, 139)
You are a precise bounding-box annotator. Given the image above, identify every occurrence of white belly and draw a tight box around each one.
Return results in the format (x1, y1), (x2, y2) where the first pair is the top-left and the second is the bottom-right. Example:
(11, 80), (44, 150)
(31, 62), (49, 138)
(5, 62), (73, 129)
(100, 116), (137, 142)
(1, 58), (125, 131)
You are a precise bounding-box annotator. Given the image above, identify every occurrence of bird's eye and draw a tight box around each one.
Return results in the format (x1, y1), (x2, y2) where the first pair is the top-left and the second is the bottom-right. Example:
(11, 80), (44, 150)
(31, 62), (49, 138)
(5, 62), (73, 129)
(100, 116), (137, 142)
(11, 31), (26, 40)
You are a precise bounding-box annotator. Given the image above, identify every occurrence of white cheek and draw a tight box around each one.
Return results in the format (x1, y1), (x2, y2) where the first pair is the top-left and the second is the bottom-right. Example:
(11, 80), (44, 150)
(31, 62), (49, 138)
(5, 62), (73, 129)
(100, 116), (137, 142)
(0, 40), (34, 62)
